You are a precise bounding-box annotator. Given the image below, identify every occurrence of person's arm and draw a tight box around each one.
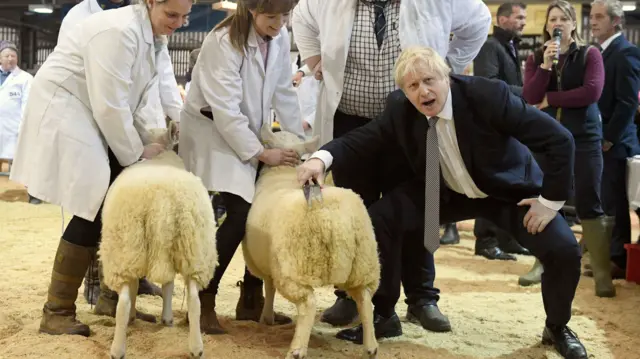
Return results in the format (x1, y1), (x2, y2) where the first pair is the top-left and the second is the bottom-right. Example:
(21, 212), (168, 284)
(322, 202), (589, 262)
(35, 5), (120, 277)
(197, 31), (263, 161)
(83, 28), (144, 167)
(477, 79), (575, 206)
(311, 91), (400, 170)
(156, 46), (183, 123)
(447, 0), (492, 75)
(545, 47), (605, 108)
(292, 0), (321, 69)
(272, 31), (306, 139)
(473, 41), (522, 97)
(603, 48), (640, 145)
(522, 53), (551, 106)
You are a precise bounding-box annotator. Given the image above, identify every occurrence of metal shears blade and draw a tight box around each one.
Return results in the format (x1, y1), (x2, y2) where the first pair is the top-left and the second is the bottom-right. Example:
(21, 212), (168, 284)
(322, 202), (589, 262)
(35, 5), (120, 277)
(303, 178), (323, 207)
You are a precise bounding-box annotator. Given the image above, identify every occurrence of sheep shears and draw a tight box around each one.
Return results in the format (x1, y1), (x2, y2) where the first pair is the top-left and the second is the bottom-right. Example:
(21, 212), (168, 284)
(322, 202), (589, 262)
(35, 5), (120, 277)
(302, 178), (323, 207)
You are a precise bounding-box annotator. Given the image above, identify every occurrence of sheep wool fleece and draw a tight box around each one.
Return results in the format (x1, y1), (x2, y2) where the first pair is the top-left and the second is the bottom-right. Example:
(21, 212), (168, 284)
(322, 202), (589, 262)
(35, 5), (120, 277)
(98, 151), (218, 291)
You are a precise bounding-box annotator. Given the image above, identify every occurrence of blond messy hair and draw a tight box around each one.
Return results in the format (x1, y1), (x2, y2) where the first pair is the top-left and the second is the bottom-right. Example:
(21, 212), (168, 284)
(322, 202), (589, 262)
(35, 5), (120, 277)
(394, 46), (451, 88)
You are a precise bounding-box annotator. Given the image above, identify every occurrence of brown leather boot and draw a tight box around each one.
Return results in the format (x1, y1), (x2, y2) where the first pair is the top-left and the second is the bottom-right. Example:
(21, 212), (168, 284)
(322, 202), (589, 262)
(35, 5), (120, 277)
(39, 238), (92, 337)
(93, 261), (157, 323)
(199, 293), (227, 334)
(235, 280), (292, 324)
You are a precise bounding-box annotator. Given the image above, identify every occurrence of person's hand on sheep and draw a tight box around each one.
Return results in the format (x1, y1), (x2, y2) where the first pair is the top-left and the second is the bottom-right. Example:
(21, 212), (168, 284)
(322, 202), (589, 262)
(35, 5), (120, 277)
(297, 158), (326, 186)
(141, 143), (166, 160)
(257, 148), (300, 167)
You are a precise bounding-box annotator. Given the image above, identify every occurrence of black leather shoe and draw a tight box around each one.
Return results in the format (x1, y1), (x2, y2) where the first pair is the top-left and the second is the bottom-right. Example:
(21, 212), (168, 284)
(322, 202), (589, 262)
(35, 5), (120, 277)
(406, 304), (451, 332)
(320, 297), (359, 326)
(475, 246), (517, 261)
(499, 239), (531, 256)
(440, 223), (460, 245)
(542, 326), (588, 359)
(336, 313), (402, 344)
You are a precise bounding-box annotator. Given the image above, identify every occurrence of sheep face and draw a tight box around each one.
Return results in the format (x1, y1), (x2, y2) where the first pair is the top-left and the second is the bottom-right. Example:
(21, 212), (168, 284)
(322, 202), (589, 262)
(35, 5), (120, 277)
(260, 123), (320, 158)
(142, 120), (179, 151)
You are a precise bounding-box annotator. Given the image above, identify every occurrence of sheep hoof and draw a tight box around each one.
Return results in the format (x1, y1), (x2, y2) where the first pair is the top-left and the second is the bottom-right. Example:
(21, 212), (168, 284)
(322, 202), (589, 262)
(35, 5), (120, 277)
(291, 349), (305, 359)
(190, 350), (203, 358)
(365, 347), (378, 359)
(161, 318), (174, 327)
(110, 355), (124, 359)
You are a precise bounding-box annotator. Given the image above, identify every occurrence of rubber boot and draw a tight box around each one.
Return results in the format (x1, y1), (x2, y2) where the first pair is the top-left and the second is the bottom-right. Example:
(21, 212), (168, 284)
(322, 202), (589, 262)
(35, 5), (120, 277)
(93, 261), (157, 323)
(581, 216), (616, 297)
(518, 258), (544, 286)
(235, 280), (292, 324)
(38, 238), (92, 337)
(199, 293), (227, 335)
(83, 257), (100, 305)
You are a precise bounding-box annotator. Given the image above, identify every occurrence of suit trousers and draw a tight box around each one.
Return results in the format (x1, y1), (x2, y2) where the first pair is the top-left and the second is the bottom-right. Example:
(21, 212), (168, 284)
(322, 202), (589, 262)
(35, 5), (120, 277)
(331, 110), (440, 306)
(370, 180), (581, 327)
(601, 150), (632, 269)
(63, 148), (125, 248)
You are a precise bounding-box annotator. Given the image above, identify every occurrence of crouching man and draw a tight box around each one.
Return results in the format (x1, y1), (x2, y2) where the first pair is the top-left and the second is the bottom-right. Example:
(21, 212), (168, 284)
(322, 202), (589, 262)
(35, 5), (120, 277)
(297, 46), (587, 359)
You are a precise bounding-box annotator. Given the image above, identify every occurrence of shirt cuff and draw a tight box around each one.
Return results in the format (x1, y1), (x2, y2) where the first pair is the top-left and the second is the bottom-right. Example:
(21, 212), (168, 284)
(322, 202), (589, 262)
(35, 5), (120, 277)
(538, 195), (565, 211)
(309, 149), (333, 170)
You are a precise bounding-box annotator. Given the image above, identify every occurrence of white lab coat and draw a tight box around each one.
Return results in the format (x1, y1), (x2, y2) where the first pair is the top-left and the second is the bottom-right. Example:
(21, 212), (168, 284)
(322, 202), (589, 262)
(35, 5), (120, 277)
(58, 0), (182, 127)
(292, 0), (491, 146)
(296, 76), (319, 136)
(179, 26), (305, 204)
(10, 5), (170, 221)
(0, 67), (32, 159)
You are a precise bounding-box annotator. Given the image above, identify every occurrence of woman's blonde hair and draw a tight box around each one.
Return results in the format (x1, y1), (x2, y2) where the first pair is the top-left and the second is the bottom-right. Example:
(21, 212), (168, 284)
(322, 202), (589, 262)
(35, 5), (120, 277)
(394, 46), (451, 88)
(542, 0), (584, 45)
(215, 0), (297, 54)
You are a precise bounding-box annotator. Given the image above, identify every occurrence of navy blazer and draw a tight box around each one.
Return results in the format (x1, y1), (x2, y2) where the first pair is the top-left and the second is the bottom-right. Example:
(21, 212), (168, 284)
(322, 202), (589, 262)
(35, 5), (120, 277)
(322, 75), (576, 203)
(598, 34), (640, 158)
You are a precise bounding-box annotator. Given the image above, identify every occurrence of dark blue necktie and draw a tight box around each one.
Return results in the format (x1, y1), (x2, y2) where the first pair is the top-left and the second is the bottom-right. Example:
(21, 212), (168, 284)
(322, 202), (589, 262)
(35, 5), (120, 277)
(374, 1), (387, 49)
(508, 40), (517, 59)
(0, 71), (10, 86)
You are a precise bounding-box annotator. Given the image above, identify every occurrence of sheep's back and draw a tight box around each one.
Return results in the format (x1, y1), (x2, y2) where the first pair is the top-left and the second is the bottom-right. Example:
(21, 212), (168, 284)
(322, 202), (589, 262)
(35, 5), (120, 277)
(99, 164), (217, 291)
(250, 185), (379, 294)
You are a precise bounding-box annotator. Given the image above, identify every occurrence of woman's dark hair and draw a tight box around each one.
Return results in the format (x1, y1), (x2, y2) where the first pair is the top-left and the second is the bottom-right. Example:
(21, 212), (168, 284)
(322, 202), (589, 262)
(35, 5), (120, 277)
(214, 0), (298, 53)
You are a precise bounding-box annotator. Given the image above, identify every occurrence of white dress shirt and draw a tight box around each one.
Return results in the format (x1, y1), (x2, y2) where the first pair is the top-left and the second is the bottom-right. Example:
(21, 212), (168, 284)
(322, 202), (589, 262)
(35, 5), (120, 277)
(600, 32), (622, 53)
(310, 89), (565, 211)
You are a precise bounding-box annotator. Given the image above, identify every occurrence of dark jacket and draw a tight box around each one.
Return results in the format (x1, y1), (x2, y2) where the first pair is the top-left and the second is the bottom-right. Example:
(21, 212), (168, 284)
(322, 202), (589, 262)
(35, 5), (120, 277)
(533, 43), (603, 143)
(598, 34), (640, 158)
(322, 75), (575, 203)
(473, 26), (523, 97)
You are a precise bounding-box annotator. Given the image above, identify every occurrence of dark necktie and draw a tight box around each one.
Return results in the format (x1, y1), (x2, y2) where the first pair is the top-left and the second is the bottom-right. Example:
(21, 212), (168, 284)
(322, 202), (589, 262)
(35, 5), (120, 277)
(508, 40), (517, 59)
(424, 116), (441, 253)
(0, 71), (10, 86)
(373, 1), (387, 49)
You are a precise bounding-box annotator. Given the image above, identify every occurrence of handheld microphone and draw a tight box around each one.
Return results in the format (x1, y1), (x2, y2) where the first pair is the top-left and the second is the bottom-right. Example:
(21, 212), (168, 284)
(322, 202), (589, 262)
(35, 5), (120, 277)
(552, 28), (562, 66)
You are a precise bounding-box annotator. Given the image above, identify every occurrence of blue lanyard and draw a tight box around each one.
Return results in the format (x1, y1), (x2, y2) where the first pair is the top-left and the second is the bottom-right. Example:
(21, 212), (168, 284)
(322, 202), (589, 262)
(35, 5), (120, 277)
(96, 0), (131, 11)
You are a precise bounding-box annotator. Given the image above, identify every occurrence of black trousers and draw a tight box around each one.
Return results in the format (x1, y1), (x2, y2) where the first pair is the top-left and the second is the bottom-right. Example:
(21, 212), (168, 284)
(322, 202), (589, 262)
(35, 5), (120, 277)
(370, 180), (581, 327)
(601, 150), (631, 270)
(332, 110), (440, 306)
(201, 192), (262, 295)
(63, 149), (125, 248)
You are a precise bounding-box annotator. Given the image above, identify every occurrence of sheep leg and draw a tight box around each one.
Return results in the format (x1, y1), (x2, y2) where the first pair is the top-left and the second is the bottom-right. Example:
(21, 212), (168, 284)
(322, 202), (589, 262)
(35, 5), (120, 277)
(128, 279), (139, 324)
(186, 277), (204, 359)
(161, 280), (175, 326)
(259, 278), (276, 325)
(287, 292), (316, 359)
(109, 281), (134, 359)
(347, 287), (378, 359)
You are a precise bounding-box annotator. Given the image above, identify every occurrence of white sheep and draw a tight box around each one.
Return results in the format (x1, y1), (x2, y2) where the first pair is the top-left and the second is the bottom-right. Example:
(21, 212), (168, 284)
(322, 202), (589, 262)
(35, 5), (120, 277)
(242, 124), (381, 359)
(98, 121), (218, 359)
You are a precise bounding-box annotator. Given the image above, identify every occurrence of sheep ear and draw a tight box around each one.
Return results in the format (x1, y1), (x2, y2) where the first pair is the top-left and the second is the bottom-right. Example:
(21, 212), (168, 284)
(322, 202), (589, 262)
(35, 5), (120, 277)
(260, 123), (278, 148)
(303, 135), (320, 154)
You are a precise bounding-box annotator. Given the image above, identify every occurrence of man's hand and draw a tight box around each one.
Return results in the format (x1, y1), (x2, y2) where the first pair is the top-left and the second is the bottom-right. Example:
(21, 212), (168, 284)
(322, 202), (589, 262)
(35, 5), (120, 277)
(602, 140), (613, 152)
(292, 71), (304, 87)
(303, 121), (311, 131)
(517, 197), (558, 235)
(313, 60), (323, 81)
(297, 158), (326, 185)
(536, 95), (549, 110)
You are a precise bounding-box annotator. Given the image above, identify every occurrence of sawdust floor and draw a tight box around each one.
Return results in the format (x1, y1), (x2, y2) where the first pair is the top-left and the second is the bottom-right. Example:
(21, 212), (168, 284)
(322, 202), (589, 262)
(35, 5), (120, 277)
(1, 176), (639, 359)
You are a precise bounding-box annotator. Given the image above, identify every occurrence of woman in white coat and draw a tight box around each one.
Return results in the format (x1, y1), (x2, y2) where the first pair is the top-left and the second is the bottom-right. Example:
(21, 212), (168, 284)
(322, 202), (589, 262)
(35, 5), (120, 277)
(179, 0), (304, 334)
(9, 0), (193, 337)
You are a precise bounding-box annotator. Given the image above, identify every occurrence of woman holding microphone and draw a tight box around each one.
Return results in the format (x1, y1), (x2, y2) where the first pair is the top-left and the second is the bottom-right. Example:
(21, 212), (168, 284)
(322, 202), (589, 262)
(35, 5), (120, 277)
(10, 0), (193, 337)
(519, 0), (612, 298)
(179, 0), (305, 334)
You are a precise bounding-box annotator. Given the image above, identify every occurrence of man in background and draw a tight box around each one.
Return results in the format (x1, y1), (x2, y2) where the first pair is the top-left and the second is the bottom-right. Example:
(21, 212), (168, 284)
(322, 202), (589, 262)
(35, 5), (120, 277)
(462, 2), (531, 261)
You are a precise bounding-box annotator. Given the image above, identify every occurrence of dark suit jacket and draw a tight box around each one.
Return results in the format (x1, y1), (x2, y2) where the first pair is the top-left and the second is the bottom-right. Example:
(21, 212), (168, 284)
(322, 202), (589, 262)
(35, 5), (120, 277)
(322, 75), (575, 204)
(473, 26), (523, 97)
(598, 34), (640, 158)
